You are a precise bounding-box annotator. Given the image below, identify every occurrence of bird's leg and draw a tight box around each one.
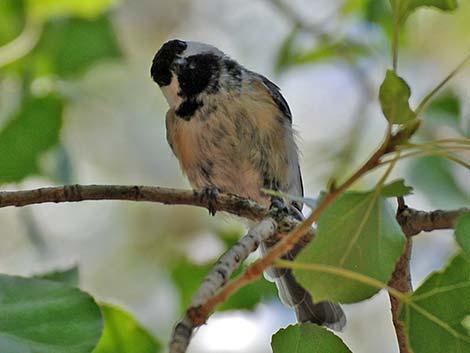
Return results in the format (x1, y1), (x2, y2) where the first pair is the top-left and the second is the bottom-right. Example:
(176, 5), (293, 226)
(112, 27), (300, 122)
(200, 186), (219, 216)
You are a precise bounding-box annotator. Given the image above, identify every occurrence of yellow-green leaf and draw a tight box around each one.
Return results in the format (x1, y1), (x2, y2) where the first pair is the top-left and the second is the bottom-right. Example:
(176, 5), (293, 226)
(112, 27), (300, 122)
(27, 0), (118, 20)
(94, 304), (162, 353)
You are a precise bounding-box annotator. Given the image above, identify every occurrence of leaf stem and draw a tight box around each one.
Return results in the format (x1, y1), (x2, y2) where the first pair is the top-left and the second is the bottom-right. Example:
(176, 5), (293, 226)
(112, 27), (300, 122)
(379, 147), (470, 168)
(377, 150), (400, 188)
(0, 18), (43, 68)
(415, 54), (470, 116)
(392, 14), (400, 72)
(276, 260), (408, 301)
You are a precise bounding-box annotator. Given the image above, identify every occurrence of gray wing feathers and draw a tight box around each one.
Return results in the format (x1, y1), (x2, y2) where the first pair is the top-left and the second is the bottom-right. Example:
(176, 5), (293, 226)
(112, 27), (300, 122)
(256, 74), (292, 121)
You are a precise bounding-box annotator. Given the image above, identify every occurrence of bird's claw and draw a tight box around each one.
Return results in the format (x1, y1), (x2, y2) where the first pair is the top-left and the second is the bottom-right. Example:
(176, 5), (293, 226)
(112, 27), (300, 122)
(269, 197), (289, 218)
(200, 187), (219, 216)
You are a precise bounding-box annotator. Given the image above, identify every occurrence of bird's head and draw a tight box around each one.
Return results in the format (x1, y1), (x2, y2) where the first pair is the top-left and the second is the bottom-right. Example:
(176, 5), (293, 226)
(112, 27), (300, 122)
(151, 39), (225, 108)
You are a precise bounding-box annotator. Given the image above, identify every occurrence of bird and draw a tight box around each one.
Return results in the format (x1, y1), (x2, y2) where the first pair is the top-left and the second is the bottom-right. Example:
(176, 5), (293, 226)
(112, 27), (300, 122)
(150, 39), (345, 330)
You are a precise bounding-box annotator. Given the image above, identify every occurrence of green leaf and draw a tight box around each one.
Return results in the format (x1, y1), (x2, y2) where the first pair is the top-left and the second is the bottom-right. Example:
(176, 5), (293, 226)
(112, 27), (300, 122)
(219, 278), (277, 312)
(93, 304), (162, 353)
(37, 16), (121, 77)
(455, 214), (470, 259)
(0, 94), (63, 183)
(399, 253), (470, 353)
(36, 266), (79, 286)
(408, 156), (470, 209)
(0, 274), (102, 353)
(275, 27), (299, 73)
(171, 259), (212, 310)
(171, 258), (276, 312)
(390, 0), (458, 22)
(364, 0), (394, 36)
(294, 191), (406, 303)
(27, 0), (117, 21)
(271, 323), (352, 353)
(381, 179), (414, 197)
(276, 40), (369, 73)
(379, 70), (417, 124)
(341, 0), (366, 14)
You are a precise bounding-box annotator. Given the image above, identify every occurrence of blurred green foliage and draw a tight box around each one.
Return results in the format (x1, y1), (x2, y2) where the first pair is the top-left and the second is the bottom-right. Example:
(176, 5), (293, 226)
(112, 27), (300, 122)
(0, 94), (63, 182)
(171, 257), (277, 312)
(409, 156), (469, 208)
(0, 1), (25, 45)
(425, 90), (465, 136)
(27, 0), (118, 21)
(94, 304), (162, 353)
(37, 17), (120, 77)
(0, 0), (121, 184)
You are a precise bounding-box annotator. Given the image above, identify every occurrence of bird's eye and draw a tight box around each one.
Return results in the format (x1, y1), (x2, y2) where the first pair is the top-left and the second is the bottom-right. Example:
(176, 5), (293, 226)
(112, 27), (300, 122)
(175, 40), (187, 50)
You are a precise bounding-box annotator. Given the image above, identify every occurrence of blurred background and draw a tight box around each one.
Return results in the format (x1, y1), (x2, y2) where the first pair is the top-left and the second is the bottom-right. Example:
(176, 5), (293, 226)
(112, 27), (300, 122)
(0, 0), (469, 352)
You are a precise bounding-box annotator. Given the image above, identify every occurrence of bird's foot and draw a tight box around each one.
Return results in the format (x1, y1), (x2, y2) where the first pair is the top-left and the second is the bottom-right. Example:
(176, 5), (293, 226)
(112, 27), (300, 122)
(269, 197), (289, 219)
(200, 186), (219, 216)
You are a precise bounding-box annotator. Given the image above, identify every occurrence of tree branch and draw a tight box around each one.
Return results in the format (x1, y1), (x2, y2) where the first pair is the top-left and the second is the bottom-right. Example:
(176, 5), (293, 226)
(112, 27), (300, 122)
(387, 198), (469, 353)
(388, 237), (413, 353)
(169, 218), (278, 353)
(397, 201), (469, 236)
(1, 184), (467, 353)
(0, 184), (267, 221)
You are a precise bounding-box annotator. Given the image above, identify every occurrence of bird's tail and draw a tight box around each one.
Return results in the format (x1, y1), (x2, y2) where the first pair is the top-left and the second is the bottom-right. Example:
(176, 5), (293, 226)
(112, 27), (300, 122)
(261, 242), (346, 330)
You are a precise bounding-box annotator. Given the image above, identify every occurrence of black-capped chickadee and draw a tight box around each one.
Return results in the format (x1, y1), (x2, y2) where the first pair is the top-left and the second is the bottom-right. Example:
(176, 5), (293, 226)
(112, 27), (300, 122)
(151, 39), (345, 330)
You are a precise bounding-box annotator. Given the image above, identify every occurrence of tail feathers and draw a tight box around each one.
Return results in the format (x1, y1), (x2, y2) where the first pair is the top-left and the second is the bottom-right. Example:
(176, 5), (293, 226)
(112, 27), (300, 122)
(274, 270), (346, 331)
(260, 242), (346, 330)
(295, 299), (346, 331)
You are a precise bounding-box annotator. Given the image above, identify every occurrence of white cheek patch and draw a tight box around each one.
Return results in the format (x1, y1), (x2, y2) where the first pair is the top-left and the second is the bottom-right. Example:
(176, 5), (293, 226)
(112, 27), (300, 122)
(161, 73), (183, 108)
